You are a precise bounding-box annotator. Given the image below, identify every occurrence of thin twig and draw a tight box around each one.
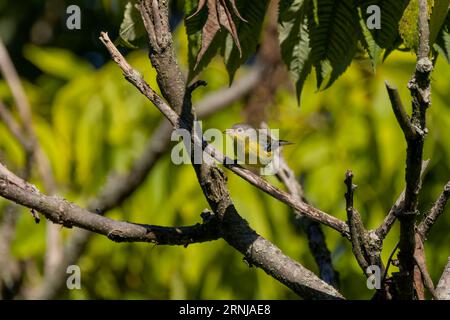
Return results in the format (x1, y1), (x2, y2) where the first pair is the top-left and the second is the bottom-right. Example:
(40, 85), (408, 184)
(344, 171), (369, 272)
(385, 81), (416, 140)
(417, 180), (450, 240)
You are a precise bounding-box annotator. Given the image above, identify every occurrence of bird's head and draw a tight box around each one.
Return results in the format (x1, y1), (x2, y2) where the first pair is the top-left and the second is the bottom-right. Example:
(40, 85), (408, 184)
(223, 123), (254, 138)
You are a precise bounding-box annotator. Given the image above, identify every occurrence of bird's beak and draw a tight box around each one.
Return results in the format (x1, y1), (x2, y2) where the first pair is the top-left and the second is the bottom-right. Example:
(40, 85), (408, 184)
(223, 129), (232, 134)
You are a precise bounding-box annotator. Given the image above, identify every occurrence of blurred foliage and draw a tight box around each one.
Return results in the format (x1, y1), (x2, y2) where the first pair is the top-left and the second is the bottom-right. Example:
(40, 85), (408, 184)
(0, 1), (449, 300)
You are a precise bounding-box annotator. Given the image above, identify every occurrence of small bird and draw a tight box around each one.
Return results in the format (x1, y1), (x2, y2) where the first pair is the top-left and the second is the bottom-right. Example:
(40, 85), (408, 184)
(224, 123), (293, 168)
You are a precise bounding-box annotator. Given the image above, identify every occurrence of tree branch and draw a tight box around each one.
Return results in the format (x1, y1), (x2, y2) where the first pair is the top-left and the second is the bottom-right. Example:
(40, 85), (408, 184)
(0, 163), (221, 246)
(344, 171), (370, 272)
(98, 31), (349, 238)
(417, 180), (450, 241)
(102, 1), (346, 299)
(31, 61), (263, 300)
(194, 164), (344, 299)
(394, 0), (433, 299)
(385, 81), (417, 140)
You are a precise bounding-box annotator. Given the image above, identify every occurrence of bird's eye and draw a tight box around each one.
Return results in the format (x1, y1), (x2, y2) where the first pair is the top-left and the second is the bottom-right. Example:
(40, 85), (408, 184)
(237, 128), (243, 133)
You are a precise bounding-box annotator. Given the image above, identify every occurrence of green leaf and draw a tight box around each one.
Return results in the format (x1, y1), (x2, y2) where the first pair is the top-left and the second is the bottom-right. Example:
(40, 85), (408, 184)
(116, 1), (145, 49)
(429, 0), (450, 45)
(309, 0), (360, 90)
(278, 0), (312, 103)
(357, 0), (410, 66)
(360, 0), (410, 51)
(223, 0), (270, 82)
(358, 6), (382, 69)
(435, 12), (450, 62)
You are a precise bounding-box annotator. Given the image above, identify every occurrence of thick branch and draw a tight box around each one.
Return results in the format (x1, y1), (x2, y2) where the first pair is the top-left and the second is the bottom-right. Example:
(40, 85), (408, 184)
(395, 0), (433, 300)
(0, 164), (220, 245)
(138, 0), (186, 113)
(194, 162), (344, 299)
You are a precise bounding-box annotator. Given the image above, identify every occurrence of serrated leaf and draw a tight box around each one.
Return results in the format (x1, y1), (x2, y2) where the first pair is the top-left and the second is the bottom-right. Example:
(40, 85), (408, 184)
(185, 0), (246, 81)
(278, 0), (312, 104)
(185, 0), (214, 80)
(116, 1), (145, 49)
(309, 0), (360, 90)
(358, 7), (382, 69)
(361, 1), (410, 47)
(223, 0), (270, 82)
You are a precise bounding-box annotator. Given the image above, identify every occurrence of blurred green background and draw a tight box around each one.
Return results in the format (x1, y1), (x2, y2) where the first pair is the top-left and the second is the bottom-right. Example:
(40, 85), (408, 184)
(0, 0), (449, 299)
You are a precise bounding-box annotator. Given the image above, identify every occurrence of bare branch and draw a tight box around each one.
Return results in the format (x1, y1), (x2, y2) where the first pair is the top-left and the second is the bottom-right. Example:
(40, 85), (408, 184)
(138, 0), (185, 113)
(99, 2), (346, 299)
(0, 146), (345, 300)
(0, 164), (221, 246)
(32, 62), (263, 300)
(417, 180), (450, 240)
(99, 31), (349, 238)
(344, 171), (370, 272)
(385, 81), (417, 140)
(194, 161), (344, 299)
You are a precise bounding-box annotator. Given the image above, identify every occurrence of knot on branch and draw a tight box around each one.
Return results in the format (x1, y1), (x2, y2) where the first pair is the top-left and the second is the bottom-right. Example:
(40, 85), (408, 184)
(416, 58), (433, 74)
(200, 209), (215, 223)
(107, 229), (127, 242)
(51, 197), (74, 228)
